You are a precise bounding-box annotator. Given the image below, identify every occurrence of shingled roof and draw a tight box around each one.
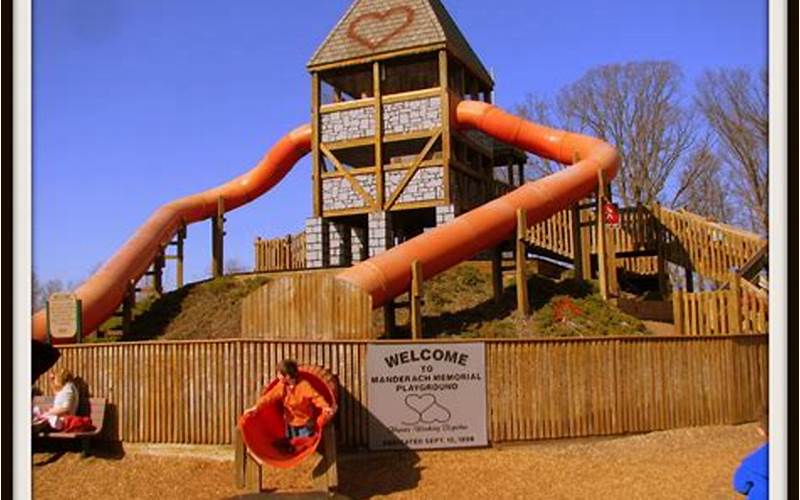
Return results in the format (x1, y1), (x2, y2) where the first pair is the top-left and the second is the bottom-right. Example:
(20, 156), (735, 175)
(308, 0), (493, 86)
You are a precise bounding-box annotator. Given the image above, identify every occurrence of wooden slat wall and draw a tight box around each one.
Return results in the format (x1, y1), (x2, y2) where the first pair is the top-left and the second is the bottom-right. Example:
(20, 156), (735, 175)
(37, 336), (766, 447)
(240, 274), (374, 340)
(655, 206), (765, 283)
(254, 233), (306, 272)
(673, 287), (768, 336)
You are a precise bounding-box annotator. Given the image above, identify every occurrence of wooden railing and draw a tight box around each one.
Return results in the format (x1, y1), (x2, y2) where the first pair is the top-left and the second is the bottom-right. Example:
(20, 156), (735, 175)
(525, 203), (766, 284)
(253, 232), (306, 272)
(672, 278), (768, 335)
(654, 205), (766, 284)
(36, 336), (766, 447)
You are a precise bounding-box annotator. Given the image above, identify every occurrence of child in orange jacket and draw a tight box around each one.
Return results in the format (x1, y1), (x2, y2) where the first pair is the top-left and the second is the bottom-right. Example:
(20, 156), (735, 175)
(258, 359), (334, 439)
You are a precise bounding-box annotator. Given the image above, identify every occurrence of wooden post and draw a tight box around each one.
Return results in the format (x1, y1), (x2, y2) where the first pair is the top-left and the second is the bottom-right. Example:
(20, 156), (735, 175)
(121, 281), (135, 335)
(652, 204), (668, 297)
(151, 249), (165, 296)
(672, 289), (684, 335)
(175, 225), (185, 288)
(580, 203), (592, 279)
(570, 203), (584, 279)
(410, 260), (423, 339)
(439, 50), (452, 204)
(596, 171), (609, 300)
(491, 246), (503, 304)
(312, 423), (339, 493)
(729, 275), (742, 334)
(212, 196), (225, 278)
(684, 261), (695, 293)
(373, 62), (384, 210)
(516, 209), (530, 316)
(234, 428), (256, 490)
(383, 302), (396, 337)
(311, 72), (322, 216)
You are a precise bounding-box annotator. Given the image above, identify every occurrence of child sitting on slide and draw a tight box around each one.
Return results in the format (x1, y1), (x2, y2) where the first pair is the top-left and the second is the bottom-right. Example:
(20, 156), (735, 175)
(257, 359), (334, 451)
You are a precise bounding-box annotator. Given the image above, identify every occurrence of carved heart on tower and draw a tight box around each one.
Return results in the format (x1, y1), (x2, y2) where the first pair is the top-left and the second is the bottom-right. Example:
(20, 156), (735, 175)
(347, 6), (415, 50)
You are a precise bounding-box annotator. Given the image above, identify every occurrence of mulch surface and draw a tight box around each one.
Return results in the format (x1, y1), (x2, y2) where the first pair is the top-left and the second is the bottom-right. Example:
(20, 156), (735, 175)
(32, 424), (761, 499)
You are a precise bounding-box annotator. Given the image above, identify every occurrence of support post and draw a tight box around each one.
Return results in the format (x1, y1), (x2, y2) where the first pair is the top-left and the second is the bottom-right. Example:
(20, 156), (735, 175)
(439, 50), (452, 204)
(311, 72), (322, 217)
(491, 245), (503, 304)
(672, 289), (684, 335)
(652, 204), (668, 297)
(383, 302), (396, 337)
(175, 225), (185, 288)
(373, 62), (384, 210)
(729, 275), (742, 334)
(410, 260), (423, 340)
(570, 203), (584, 280)
(596, 171), (609, 300)
(212, 196), (225, 278)
(515, 209), (530, 316)
(312, 423), (339, 493)
(684, 261), (695, 293)
(121, 281), (135, 335)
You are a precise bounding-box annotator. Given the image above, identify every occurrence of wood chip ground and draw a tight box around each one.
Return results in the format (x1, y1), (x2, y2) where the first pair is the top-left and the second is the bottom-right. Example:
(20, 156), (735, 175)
(32, 423), (761, 499)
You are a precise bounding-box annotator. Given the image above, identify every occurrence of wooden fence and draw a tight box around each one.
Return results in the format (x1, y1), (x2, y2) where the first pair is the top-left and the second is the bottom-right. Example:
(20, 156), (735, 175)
(36, 336), (767, 447)
(525, 203), (766, 284)
(254, 232), (306, 272)
(241, 273), (374, 340)
(672, 279), (768, 336)
(649, 206), (765, 284)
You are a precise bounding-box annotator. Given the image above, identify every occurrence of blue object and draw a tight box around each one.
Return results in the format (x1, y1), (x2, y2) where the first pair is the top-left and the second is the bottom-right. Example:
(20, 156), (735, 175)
(733, 443), (769, 499)
(287, 425), (314, 438)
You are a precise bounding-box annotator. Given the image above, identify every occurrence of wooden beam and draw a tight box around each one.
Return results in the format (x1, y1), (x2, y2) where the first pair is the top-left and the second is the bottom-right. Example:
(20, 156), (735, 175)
(384, 129), (443, 210)
(491, 246), (503, 304)
(516, 209), (530, 316)
(410, 260), (423, 340)
(439, 50), (452, 206)
(212, 196), (225, 278)
(672, 289), (684, 335)
(596, 171), (609, 300)
(308, 43), (445, 72)
(312, 73), (322, 217)
(373, 61), (384, 209)
(571, 203), (584, 280)
(320, 144), (377, 209)
(319, 97), (375, 114)
(729, 275), (741, 334)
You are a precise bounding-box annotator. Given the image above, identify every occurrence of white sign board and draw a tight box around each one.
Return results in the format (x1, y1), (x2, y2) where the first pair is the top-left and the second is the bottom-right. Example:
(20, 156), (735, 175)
(367, 342), (487, 450)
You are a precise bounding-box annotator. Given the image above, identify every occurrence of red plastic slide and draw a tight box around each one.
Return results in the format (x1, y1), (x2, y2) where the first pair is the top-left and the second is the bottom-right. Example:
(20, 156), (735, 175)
(31, 125), (312, 343)
(335, 99), (620, 307)
(238, 365), (338, 468)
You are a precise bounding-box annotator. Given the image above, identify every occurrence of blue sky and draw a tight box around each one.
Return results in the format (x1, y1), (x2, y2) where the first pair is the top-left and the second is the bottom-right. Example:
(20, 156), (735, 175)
(32, 0), (768, 288)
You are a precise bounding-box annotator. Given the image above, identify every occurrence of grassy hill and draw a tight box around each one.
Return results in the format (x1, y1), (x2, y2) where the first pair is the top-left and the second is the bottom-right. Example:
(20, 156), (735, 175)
(90, 261), (649, 342)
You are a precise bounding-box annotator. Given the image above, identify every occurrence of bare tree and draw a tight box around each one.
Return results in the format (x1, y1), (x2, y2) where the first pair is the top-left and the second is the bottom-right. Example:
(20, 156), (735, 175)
(512, 93), (561, 180)
(669, 139), (733, 222)
(32, 275), (67, 311)
(557, 62), (696, 206)
(224, 257), (248, 274)
(695, 68), (768, 234)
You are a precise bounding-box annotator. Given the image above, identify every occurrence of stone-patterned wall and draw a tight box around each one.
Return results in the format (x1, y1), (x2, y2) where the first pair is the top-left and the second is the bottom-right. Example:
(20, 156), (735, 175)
(383, 97), (440, 135)
(384, 166), (444, 204)
(351, 226), (367, 263)
(329, 222), (351, 266)
(368, 212), (393, 257)
(322, 173), (377, 211)
(321, 106), (374, 143)
(436, 205), (457, 226)
(305, 217), (329, 269)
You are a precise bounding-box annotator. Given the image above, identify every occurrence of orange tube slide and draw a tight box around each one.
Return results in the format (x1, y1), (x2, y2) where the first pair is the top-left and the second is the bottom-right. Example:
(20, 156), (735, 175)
(31, 125), (312, 342)
(336, 100), (620, 307)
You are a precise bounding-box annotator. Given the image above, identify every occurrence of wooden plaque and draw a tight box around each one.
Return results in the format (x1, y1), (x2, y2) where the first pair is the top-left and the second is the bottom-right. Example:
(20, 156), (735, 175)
(47, 292), (80, 340)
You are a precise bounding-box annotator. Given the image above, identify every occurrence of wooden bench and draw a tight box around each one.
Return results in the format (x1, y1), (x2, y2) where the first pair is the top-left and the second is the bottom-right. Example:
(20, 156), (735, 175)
(33, 396), (106, 456)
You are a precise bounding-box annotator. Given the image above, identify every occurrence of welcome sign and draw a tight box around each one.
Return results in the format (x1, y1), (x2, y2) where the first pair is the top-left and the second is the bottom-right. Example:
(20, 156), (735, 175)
(367, 342), (487, 450)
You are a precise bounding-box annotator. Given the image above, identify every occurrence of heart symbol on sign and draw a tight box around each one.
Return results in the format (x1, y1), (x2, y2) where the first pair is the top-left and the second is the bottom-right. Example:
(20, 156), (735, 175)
(420, 403), (451, 423)
(347, 6), (415, 51)
(405, 393), (436, 415)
